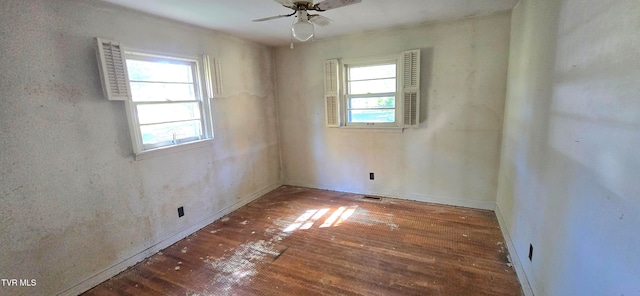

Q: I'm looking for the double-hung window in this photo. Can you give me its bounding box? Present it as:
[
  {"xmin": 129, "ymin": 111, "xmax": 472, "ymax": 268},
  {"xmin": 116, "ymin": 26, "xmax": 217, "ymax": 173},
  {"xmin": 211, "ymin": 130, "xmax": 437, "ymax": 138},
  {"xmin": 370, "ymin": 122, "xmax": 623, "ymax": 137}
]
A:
[
  {"xmin": 95, "ymin": 38, "xmax": 216, "ymax": 159},
  {"xmin": 125, "ymin": 53, "xmax": 208, "ymax": 150},
  {"xmin": 345, "ymin": 59, "xmax": 398, "ymax": 126}
]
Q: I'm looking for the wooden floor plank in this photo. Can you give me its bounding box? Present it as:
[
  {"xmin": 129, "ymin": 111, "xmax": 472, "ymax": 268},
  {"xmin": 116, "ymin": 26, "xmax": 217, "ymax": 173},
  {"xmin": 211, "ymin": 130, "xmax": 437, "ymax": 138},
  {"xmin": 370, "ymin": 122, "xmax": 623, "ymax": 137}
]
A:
[{"xmin": 84, "ymin": 186, "xmax": 522, "ymax": 295}]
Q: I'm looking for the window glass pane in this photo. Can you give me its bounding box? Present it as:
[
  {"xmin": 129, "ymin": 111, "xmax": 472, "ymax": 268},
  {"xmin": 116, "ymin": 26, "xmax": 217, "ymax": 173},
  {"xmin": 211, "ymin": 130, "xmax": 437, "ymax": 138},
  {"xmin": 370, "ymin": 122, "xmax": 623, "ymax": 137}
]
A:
[
  {"xmin": 126, "ymin": 59, "xmax": 193, "ymax": 83},
  {"xmin": 137, "ymin": 102, "xmax": 201, "ymax": 125},
  {"xmin": 349, "ymin": 78, "xmax": 396, "ymax": 94},
  {"xmin": 349, "ymin": 109, "xmax": 395, "ymax": 123},
  {"xmin": 130, "ymin": 82, "xmax": 195, "ymax": 102},
  {"xmin": 349, "ymin": 64, "xmax": 396, "ymax": 81},
  {"xmin": 349, "ymin": 96, "xmax": 395, "ymax": 109},
  {"xmin": 140, "ymin": 120, "xmax": 202, "ymax": 145}
]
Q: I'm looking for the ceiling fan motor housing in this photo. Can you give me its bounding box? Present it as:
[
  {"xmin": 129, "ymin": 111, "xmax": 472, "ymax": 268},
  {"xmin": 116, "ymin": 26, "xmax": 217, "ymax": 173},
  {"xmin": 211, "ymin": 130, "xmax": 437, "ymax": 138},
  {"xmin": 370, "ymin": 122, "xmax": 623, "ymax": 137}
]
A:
[{"xmin": 294, "ymin": 1, "xmax": 315, "ymax": 10}]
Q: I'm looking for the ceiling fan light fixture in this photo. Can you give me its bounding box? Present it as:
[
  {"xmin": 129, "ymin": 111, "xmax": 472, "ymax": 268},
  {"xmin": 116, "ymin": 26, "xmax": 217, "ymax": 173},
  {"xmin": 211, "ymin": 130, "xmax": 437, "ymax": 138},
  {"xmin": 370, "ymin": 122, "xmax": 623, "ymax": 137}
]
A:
[
  {"xmin": 292, "ymin": 11, "xmax": 314, "ymax": 42},
  {"xmin": 255, "ymin": 0, "xmax": 363, "ymax": 45}
]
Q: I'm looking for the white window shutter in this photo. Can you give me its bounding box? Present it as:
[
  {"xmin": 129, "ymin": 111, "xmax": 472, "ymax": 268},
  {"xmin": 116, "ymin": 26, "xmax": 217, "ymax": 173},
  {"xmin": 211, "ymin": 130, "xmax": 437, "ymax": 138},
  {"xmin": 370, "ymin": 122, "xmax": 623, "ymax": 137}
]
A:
[
  {"xmin": 401, "ymin": 49, "xmax": 420, "ymax": 127},
  {"xmin": 203, "ymin": 55, "xmax": 223, "ymax": 98},
  {"xmin": 95, "ymin": 38, "xmax": 131, "ymax": 101},
  {"xmin": 324, "ymin": 59, "xmax": 340, "ymax": 127}
]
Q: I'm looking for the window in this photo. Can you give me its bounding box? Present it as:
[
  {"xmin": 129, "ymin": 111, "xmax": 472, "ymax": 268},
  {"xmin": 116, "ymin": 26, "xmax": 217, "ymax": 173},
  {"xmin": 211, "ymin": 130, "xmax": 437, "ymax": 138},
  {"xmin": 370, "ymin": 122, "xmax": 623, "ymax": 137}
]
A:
[
  {"xmin": 125, "ymin": 53, "xmax": 209, "ymax": 150},
  {"xmin": 324, "ymin": 50, "xmax": 421, "ymax": 129},
  {"xmin": 345, "ymin": 60, "xmax": 398, "ymax": 126},
  {"xmin": 95, "ymin": 38, "xmax": 216, "ymax": 159}
]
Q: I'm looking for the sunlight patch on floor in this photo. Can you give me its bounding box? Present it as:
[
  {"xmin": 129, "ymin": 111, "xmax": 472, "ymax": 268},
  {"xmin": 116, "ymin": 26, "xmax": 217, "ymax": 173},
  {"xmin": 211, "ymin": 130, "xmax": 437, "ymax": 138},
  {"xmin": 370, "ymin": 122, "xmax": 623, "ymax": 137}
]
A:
[{"xmin": 284, "ymin": 206, "xmax": 358, "ymax": 232}]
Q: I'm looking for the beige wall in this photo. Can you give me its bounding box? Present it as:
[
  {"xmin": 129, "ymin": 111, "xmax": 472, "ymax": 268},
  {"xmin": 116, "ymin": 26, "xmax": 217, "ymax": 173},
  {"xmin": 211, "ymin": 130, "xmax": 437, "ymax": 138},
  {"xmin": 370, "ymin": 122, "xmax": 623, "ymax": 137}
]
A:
[
  {"xmin": 497, "ymin": 0, "xmax": 640, "ymax": 295},
  {"xmin": 275, "ymin": 12, "xmax": 512, "ymax": 209},
  {"xmin": 4, "ymin": 0, "xmax": 637, "ymax": 294},
  {"xmin": 0, "ymin": 0, "xmax": 281, "ymax": 295}
]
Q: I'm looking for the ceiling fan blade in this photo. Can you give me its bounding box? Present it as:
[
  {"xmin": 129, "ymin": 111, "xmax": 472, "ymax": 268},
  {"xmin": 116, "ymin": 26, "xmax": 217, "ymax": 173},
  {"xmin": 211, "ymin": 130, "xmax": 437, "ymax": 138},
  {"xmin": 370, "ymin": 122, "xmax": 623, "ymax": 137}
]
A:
[
  {"xmin": 314, "ymin": 0, "xmax": 362, "ymax": 11},
  {"xmin": 252, "ymin": 14, "xmax": 292, "ymax": 22},
  {"xmin": 309, "ymin": 15, "xmax": 332, "ymax": 26}
]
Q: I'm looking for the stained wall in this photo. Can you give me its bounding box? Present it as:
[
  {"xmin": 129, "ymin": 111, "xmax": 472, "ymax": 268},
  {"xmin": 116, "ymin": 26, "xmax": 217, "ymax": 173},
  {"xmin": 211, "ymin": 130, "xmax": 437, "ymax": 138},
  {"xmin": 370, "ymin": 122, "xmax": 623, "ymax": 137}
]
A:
[
  {"xmin": 275, "ymin": 12, "xmax": 512, "ymax": 209},
  {"xmin": 0, "ymin": 0, "xmax": 281, "ymax": 294}
]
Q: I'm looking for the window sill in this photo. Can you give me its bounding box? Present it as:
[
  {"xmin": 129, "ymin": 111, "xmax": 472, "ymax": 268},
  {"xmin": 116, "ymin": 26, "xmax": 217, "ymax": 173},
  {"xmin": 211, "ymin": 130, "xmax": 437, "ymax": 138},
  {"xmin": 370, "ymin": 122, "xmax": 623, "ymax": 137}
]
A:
[
  {"xmin": 134, "ymin": 139, "xmax": 213, "ymax": 161},
  {"xmin": 338, "ymin": 126, "xmax": 405, "ymax": 133}
]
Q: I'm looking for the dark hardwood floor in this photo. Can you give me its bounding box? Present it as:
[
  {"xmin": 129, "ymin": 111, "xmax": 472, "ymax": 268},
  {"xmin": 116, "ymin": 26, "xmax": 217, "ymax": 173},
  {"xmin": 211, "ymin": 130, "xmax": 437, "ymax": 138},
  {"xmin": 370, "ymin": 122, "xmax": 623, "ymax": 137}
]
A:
[{"xmin": 84, "ymin": 186, "xmax": 522, "ymax": 295}]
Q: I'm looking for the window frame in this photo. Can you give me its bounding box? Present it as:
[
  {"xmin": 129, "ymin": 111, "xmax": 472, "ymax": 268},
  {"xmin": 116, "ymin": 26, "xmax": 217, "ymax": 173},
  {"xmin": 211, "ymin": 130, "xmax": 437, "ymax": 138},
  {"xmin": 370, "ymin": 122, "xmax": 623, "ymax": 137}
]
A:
[
  {"xmin": 324, "ymin": 50, "xmax": 420, "ymax": 130},
  {"xmin": 341, "ymin": 54, "xmax": 402, "ymax": 129},
  {"xmin": 123, "ymin": 50, "xmax": 214, "ymax": 159}
]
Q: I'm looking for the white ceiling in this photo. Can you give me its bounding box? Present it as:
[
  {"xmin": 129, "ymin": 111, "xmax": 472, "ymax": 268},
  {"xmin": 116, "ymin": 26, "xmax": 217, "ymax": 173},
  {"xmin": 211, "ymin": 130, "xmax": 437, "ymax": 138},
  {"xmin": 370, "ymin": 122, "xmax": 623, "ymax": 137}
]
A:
[{"xmin": 101, "ymin": 0, "xmax": 518, "ymax": 47}]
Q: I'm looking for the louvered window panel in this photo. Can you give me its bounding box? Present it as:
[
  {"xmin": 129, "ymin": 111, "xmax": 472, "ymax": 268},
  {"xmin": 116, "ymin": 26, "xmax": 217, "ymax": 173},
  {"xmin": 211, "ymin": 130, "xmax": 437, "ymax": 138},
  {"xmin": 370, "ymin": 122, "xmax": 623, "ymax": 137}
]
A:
[
  {"xmin": 212, "ymin": 58, "xmax": 223, "ymax": 97},
  {"xmin": 402, "ymin": 49, "xmax": 420, "ymax": 128},
  {"xmin": 403, "ymin": 51, "xmax": 419, "ymax": 88},
  {"xmin": 324, "ymin": 59, "xmax": 340, "ymax": 127},
  {"xmin": 204, "ymin": 55, "xmax": 223, "ymax": 98},
  {"xmin": 95, "ymin": 38, "xmax": 131, "ymax": 101},
  {"xmin": 403, "ymin": 92, "xmax": 418, "ymax": 126},
  {"xmin": 326, "ymin": 95, "xmax": 339, "ymax": 126},
  {"xmin": 325, "ymin": 60, "xmax": 338, "ymax": 93}
]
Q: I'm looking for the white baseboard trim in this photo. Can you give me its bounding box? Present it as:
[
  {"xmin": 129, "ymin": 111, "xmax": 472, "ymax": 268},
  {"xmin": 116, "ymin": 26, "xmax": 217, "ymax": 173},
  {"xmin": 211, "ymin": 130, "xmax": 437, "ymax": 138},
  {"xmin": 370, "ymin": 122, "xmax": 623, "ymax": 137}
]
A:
[
  {"xmin": 285, "ymin": 182, "xmax": 496, "ymax": 210},
  {"xmin": 495, "ymin": 204, "xmax": 534, "ymax": 296},
  {"xmin": 58, "ymin": 182, "xmax": 282, "ymax": 296}
]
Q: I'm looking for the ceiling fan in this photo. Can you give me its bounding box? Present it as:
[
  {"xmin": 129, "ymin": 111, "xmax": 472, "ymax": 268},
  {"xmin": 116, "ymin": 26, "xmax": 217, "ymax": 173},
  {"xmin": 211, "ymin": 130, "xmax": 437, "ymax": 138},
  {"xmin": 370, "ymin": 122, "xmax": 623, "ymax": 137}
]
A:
[{"xmin": 253, "ymin": 0, "xmax": 363, "ymax": 44}]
